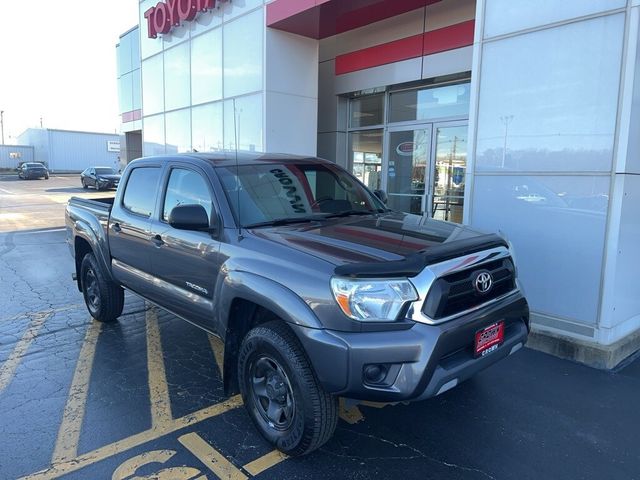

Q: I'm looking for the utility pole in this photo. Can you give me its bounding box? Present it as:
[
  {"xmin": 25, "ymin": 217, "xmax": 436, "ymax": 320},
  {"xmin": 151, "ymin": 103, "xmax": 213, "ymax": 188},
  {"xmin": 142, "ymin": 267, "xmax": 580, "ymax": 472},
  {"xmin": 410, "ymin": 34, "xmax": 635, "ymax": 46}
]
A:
[
  {"xmin": 40, "ymin": 117, "xmax": 43, "ymax": 128},
  {"xmin": 1, "ymin": 110, "xmax": 5, "ymax": 145},
  {"xmin": 500, "ymin": 115, "xmax": 514, "ymax": 168}
]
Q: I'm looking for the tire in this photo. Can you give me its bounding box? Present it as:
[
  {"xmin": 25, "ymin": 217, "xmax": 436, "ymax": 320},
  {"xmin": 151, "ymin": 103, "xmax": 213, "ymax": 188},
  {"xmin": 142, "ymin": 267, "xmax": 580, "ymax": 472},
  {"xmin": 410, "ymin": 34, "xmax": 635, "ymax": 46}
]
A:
[
  {"xmin": 45, "ymin": 174, "xmax": 49, "ymax": 180},
  {"xmin": 82, "ymin": 179, "xmax": 88, "ymax": 189},
  {"xmin": 80, "ymin": 252, "xmax": 124, "ymax": 322},
  {"xmin": 238, "ymin": 321, "xmax": 338, "ymax": 456}
]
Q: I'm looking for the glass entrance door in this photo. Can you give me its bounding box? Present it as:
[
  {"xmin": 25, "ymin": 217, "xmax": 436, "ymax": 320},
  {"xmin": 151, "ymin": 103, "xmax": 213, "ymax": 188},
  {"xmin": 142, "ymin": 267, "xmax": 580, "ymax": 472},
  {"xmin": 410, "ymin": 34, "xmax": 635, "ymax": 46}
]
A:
[
  {"xmin": 431, "ymin": 123, "xmax": 467, "ymax": 223},
  {"xmin": 383, "ymin": 122, "xmax": 467, "ymax": 220},
  {"xmin": 385, "ymin": 126, "xmax": 431, "ymax": 214}
]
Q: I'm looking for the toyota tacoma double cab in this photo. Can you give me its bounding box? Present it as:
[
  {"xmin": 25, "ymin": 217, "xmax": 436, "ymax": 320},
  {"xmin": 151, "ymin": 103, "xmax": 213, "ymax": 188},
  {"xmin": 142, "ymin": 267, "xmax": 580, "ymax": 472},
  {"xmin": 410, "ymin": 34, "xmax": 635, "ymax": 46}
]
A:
[{"xmin": 66, "ymin": 152, "xmax": 529, "ymax": 455}]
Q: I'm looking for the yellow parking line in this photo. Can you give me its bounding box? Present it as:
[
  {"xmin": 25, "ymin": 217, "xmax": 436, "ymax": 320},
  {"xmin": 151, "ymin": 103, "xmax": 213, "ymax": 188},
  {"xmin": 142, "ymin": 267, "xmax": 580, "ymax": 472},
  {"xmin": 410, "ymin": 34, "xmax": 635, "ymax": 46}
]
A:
[
  {"xmin": 0, "ymin": 304, "xmax": 83, "ymax": 324},
  {"xmin": 179, "ymin": 432, "xmax": 248, "ymax": 480},
  {"xmin": 208, "ymin": 335, "xmax": 225, "ymax": 377},
  {"xmin": 0, "ymin": 312, "xmax": 50, "ymax": 394},
  {"xmin": 52, "ymin": 320, "xmax": 102, "ymax": 464},
  {"xmin": 146, "ymin": 308, "xmax": 173, "ymax": 429},
  {"xmin": 243, "ymin": 450, "xmax": 288, "ymax": 476},
  {"xmin": 22, "ymin": 395, "xmax": 243, "ymax": 480}
]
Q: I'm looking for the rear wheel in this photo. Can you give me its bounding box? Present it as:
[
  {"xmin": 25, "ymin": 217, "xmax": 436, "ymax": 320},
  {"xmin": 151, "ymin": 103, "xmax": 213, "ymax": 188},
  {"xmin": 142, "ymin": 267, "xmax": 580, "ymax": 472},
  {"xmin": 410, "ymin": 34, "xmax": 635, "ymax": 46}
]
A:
[
  {"xmin": 238, "ymin": 321, "xmax": 338, "ymax": 456},
  {"xmin": 80, "ymin": 252, "xmax": 124, "ymax": 322}
]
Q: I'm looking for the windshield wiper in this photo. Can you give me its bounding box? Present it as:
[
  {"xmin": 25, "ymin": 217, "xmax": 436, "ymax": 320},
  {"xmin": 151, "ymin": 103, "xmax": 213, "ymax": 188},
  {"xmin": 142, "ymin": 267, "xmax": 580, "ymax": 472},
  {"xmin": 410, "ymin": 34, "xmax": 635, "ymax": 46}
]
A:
[
  {"xmin": 322, "ymin": 209, "xmax": 384, "ymax": 219},
  {"xmin": 243, "ymin": 216, "xmax": 321, "ymax": 228}
]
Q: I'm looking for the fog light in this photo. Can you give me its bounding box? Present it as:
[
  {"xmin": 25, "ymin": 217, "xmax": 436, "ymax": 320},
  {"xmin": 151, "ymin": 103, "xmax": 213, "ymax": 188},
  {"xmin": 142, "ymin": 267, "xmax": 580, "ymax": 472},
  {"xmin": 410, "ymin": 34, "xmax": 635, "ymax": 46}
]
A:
[{"xmin": 363, "ymin": 364, "xmax": 388, "ymax": 384}]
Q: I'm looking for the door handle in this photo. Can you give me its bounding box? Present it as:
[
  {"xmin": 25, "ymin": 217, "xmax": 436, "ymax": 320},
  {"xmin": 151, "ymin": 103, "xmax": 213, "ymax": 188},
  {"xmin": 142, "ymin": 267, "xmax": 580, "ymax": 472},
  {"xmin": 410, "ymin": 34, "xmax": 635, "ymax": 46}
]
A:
[
  {"xmin": 111, "ymin": 223, "xmax": 121, "ymax": 233},
  {"xmin": 151, "ymin": 234, "xmax": 164, "ymax": 247}
]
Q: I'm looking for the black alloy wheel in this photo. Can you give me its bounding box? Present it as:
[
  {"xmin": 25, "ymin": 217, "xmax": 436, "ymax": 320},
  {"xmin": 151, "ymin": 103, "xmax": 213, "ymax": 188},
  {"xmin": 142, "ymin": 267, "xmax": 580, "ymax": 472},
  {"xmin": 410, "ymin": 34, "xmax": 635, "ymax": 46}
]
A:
[
  {"xmin": 250, "ymin": 355, "xmax": 295, "ymax": 431},
  {"xmin": 238, "ymin": 321, "xmax": 338, "ymax": 456},
  {"xmin": 80, "ymin": 253, "xmax": 124, "ymax": 322}
]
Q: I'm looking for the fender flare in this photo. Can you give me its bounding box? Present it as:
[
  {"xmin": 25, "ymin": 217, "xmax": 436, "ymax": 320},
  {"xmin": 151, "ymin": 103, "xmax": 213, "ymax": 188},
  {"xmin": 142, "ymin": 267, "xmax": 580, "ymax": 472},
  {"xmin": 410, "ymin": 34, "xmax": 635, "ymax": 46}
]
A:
[
  {"xmin": 73, "ymin": 218, "xmax": 115, "ymax": 284},
  {"xmin": 217, "ymin": 270, "xmax": 323, "ymax": 330}
]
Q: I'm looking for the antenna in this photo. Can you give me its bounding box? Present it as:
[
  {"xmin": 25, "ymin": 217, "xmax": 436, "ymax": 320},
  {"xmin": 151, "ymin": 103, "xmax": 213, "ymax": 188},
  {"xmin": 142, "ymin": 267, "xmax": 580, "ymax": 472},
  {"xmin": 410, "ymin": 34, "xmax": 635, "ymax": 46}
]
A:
[{"xmin": 233, "ymin": 98, "xmax": 242, "ymax": 239}]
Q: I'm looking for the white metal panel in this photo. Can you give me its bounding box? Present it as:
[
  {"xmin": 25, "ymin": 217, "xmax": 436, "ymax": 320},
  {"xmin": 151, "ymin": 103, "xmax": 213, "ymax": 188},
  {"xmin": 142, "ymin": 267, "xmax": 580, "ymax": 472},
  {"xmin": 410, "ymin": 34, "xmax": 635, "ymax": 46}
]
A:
[
  {"xmin": 266, "ymin": 29, "xmax": 318, "ymax": 99},
  {"xmin": 334, "ymin": 57, "xmax": 423, "ymax": 95},
  {"xmin": 484, "ymin": 0, "xmax": 626, "ymax": 39},
  {"xmin": 265, "ymin": 91, "xmax": 317, "ymax": 156},
  {"xmin": 598, "ymin": 174, "xmax": 640, "ymax": 344},
  {"xmin": 471, "ymin": 174, "xmax": 609, "ymax": 326},
  {"xmin": 425, "ymin": 0, "xmax": 475, "ymax": 32},
  {"xmin": 319, "ymin": 8, "xmax": 425, "ymax": 63},
  {"xmin": 623, "ymin": 6, "xmax": 640, "ymax": 174},
  {"xmin": 422, "ymin": 45, "xmax": 473, "ymax": 79},
  {"xmin": 48, "ymin": 131, "xmax": 120, "ymax": 172}
]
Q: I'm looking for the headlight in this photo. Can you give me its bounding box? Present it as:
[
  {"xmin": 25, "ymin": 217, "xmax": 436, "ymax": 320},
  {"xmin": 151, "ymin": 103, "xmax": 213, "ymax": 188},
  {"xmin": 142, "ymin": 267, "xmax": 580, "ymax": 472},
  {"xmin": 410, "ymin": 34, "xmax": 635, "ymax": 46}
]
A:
[{"xmin": 331, "ymin": 277, "xmax": 418, "ymax": 322}]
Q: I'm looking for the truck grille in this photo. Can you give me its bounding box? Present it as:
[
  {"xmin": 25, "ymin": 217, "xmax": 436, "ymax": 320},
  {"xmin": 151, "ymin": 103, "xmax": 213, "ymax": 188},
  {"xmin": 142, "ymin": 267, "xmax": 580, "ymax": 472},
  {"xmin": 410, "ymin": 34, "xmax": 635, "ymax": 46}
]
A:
[{"xmin": 422, "ymin": 257, "xmax": 516, "ymax": 320}]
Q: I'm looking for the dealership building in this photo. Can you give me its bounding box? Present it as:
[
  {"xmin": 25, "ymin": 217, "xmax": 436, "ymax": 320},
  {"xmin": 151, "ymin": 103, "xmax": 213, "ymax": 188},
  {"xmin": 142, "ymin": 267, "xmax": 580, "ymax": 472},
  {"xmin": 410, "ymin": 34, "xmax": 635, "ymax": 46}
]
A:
[{"xmin": 116, "ymin": 0, "xmax": 640, "ymax": 368}]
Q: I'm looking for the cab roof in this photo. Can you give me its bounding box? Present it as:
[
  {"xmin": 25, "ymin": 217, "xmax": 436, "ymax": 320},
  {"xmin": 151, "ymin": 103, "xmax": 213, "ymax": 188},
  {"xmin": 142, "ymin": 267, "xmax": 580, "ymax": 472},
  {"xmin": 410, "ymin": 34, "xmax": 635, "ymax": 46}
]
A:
[{"xmin": 133, "ymin": 151, "xmax": 331, "ymax": 167}]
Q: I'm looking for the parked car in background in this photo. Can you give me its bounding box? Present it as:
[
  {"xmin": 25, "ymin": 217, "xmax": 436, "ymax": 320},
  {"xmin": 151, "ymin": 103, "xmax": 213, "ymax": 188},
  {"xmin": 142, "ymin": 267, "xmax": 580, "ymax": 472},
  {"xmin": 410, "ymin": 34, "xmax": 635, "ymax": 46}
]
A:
[
  {"xmin": 18, "ymin": 163, "xmax": 49, "ymax": 180},
  {"xmin": 80, "ymin": 167, "xmax": 121, "ymax": 190}
]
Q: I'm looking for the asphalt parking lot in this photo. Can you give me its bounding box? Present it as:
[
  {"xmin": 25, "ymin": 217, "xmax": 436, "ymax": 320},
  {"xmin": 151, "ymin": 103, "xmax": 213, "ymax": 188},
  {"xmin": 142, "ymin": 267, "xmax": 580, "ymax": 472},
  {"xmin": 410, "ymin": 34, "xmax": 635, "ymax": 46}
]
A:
[{"xmin": 1, "ymin": 175, "xmax": 639, "ymax": 479}]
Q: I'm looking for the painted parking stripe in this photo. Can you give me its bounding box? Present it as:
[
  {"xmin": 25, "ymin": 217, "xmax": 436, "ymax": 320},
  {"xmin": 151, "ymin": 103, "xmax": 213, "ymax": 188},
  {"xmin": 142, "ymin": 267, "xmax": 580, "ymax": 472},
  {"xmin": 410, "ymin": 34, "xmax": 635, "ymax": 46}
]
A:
[
  {"xmin": 21, "ymin": 395, "xmax": 244, "ymax": 480},
  {"xmin": 146, "ymin": 308, "xmax": 173, "ymax": 429},
  {"xmin": 243, "ymin": 450, "xmax": 288, "ymax": 476},
  {"xmin": 179, "ymin": 432, "xmax": 248, "ymax": 480},
  {"xmin": 52, "ymin": 320, "xmax": 102, "ymax": 463},
  {"xmin": 0, "ymin": 312, "xmax": 51, "ymax": 394}
]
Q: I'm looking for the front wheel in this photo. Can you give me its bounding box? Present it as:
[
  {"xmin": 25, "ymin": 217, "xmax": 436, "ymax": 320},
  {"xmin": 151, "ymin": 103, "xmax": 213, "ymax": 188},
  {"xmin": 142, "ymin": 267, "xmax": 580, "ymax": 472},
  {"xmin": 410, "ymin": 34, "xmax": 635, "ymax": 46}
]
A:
[
  {"xmin": 80, "ymin": 252, "xmax": 124, "ymax": 322},
  {"xmin": 238, "ymin": 321, "xmax": 338, "ymax": 456}
]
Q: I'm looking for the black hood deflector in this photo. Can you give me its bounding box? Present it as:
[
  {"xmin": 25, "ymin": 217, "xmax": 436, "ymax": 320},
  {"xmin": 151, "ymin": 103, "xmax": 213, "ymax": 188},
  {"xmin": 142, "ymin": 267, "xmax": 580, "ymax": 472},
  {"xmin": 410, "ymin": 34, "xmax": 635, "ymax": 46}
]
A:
[{"xmin": 333, "ymin": 234, "xmax": 508, "ymax": 278}]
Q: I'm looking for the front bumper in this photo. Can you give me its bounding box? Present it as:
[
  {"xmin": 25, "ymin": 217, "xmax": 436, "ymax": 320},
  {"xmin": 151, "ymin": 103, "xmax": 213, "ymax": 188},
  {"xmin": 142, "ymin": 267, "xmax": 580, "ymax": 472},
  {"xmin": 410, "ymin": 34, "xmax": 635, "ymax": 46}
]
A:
[{"xmin": 290, "ymin": 292, "xmax": 529, "ymax": 402}]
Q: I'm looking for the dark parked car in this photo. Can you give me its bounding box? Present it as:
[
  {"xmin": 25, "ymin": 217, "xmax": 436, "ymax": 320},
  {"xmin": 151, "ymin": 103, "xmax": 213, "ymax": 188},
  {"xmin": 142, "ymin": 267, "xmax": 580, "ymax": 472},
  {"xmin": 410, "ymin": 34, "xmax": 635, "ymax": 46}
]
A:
[
  {"xmin": 80, "ymin": 167, "xmax": 121, "ymax": 190},
  {"xmin": 18, "ymin": 162, "xmax": 49, "ymax": 180}
]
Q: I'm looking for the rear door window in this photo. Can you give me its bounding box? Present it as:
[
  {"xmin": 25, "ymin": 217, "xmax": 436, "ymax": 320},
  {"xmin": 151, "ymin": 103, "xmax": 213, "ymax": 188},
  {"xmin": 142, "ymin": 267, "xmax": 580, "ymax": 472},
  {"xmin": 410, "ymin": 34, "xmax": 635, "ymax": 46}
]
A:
[
  {"xmin": 122, "ymin": 167, "xmax": 161, "ymax": 217},
  {"xmin": 162, "ymin": 168, "xmax": 213, "ymax": 222}
]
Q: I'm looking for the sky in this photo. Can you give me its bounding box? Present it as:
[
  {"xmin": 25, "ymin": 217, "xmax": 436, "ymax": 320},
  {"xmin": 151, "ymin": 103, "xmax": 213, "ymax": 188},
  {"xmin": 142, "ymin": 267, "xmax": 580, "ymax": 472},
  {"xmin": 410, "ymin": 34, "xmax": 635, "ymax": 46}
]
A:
[{"xmin": 0, "ymin": 0, "xmax": 139, "ymax": 144}]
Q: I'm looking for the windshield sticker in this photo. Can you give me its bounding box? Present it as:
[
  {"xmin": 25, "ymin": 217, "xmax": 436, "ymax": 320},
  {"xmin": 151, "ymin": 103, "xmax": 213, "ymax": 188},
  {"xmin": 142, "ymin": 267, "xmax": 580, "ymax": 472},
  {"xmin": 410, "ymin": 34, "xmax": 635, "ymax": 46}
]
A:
[{"xmin": 270, "ymin": 168, "xmax": 307, "ymax": 213}]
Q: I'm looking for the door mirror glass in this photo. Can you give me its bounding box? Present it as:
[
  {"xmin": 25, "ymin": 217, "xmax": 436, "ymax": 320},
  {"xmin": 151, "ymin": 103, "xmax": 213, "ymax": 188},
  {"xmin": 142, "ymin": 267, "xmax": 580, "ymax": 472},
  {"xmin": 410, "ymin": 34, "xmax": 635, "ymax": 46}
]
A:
[{"xmin": 169, "ymin": 204, "xmax": 211, "ymax": 231}]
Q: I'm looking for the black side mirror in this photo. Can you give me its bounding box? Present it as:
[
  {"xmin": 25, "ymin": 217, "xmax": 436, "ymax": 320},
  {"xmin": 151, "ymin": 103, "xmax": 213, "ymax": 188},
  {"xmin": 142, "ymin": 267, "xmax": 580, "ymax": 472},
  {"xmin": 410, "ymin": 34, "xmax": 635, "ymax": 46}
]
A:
[
  {"xmin": 169, "ymin": 204, "xmax": 213, "ymax": 232},
  {"xmin": 373, "ymin": 189, "xmax": 388, "ymax": 204}
]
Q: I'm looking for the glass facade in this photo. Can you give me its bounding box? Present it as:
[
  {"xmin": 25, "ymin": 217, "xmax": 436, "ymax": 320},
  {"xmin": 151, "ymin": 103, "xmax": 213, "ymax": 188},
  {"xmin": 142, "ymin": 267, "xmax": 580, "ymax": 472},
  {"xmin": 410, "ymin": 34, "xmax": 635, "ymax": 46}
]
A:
[{"xmin": 140, "ymin": 1, "xmax": 265, "ymax": 156}]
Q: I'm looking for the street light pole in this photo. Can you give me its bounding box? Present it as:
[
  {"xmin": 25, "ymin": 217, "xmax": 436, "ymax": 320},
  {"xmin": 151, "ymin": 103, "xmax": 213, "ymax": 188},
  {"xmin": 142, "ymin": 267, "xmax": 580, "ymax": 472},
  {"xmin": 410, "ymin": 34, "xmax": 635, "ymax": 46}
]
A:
[
  {"xmin": 500, "ymin": 115, "xmax": 514, "ymax": 168},
  {"xmin": 1, "ymin": 110, "xmax": 5, "ymax": 145}
]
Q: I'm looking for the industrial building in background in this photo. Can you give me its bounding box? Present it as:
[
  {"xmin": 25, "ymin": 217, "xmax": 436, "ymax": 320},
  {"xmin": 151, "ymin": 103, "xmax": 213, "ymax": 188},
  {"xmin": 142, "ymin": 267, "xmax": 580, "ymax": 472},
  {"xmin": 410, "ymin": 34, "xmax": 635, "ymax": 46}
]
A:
[
  {"xmin": 4, "ymin": 128, "xmax": 122, "ymax": 173},
  {"xmin": 115, "ymin": 0, "xmax": 640, "ymax": 369}
]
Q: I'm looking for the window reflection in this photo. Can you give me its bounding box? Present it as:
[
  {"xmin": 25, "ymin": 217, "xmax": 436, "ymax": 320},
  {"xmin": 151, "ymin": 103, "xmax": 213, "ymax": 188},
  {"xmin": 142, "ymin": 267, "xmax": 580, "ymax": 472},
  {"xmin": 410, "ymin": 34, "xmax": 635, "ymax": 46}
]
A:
[
  {"xmin": 223, "ymin": 10, "xmax": 263, "ymax": 97},
  {"xmin": 165, "ymin": 109, "xmax": 191, "ymax": 153},
  {"xmin": 476, "ymin": 14, "xmax": 624, "ymax": 173},
  {"xmin": 433, "ymin": 126, "xmax": 467, "ymax": 223},
  {"xmin": 192, "ymin": 102, "xmax": 223, "ymax": 152},
  {"xmin": 350, "ymin": 94, "xmax": 384, "ymax": 128},
  {"xmin": 142, "ymin": 54, "xmax": 164, "ymax": 116},
  {"xmin": 143, "ymin": 114, "xmax": 165, "ymax": 156},
  {"xmin": 389, "ymin": 83, "xmax": 470, "ymax": 123},
  {"xmin": 223, "ymin": 94, "xmax": 263, "ymax": 151},
  {"xmin": 192, "ymin": 28, "xmax": 223, "ymax": 105},
  {"xmin": 164, "ymin": 43, "xmax": 190, "ymax": 111},
  {"xmin": 350, "ymin": 130, "xmax": 382, "ymax": 191}
]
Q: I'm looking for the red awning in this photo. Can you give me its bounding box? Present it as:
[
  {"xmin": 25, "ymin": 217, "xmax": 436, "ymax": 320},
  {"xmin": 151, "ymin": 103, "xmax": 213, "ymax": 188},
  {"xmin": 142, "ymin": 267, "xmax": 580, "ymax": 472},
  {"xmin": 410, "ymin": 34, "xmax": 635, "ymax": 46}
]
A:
[{"xmin": 267, "ymin": 0, "xmax": 442, "ymax": 40}]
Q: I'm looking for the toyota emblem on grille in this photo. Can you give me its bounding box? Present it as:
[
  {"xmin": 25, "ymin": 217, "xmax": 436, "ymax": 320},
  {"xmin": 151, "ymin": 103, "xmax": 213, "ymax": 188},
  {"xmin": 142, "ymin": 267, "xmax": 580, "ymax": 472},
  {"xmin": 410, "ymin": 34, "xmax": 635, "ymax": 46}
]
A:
[{"xmin": 474, "ymin": 271, "xmax": 493, "ymax": 294}]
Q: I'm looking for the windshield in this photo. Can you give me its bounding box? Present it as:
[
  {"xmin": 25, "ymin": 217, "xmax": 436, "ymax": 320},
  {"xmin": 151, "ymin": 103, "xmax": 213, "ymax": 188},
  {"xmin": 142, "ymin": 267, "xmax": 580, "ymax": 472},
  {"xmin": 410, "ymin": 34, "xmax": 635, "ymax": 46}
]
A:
[
  {"xmin": 217, "ymin": 162, "xmax": 385, "ymax": 227},
  {"xmin": 95, "ymin": 167, "xmax": 117, "ymax": 175}
]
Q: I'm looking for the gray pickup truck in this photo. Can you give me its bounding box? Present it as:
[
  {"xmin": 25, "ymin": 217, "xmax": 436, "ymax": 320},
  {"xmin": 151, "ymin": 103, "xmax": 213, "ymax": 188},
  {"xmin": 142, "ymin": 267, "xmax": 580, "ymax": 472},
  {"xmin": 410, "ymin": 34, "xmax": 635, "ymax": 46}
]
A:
[{"xmin": 66, "ymin": 152, "xmax": 529, "ymax": 455}]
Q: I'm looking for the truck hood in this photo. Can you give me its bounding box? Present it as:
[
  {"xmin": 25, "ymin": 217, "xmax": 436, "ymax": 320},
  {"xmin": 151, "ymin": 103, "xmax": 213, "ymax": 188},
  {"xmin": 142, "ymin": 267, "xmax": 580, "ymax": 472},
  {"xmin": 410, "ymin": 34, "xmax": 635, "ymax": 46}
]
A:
[{"xmin": 248, "ymin": 212, "xmax": 489, "ymax": 267}]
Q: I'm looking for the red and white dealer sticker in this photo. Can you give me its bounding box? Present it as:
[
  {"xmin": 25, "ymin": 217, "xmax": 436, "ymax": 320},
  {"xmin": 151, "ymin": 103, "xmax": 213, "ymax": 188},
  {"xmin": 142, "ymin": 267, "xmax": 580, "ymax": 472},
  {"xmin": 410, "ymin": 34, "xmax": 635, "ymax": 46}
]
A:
[{"xmin": 474, "ymin": 321, "xmax": 505, "ymax": 357}]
